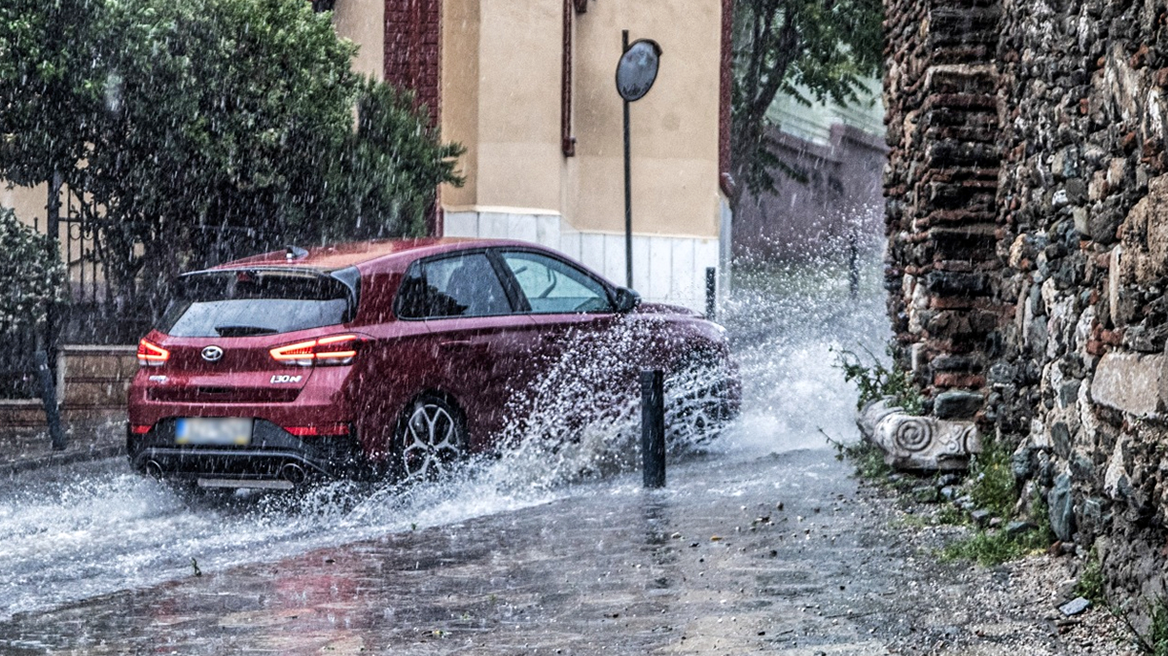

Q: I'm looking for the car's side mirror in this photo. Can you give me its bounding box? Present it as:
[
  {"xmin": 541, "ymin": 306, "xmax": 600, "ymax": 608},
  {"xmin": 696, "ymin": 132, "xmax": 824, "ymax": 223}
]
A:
[{"xmin": 613, "ymin": 287, "xmax": 641, "ymax": 313}]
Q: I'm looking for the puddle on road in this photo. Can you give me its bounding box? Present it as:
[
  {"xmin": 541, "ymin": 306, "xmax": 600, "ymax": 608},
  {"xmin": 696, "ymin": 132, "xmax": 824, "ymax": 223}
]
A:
[{"xmin": 0, "ymin": 251, "xmax": 889, "ymax": 621}]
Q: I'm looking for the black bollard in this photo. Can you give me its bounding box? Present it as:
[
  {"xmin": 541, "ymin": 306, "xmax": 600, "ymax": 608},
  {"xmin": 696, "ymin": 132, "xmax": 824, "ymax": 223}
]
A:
[
  {"xmin": 35, "ymin": 350, "xmax": 66, "ymax": 451},
  {"xmin": 705, "ymin": 267, "xmax": 716, "ymax": 320},
  {"xmin": 641, "ymin": 369, "xmax": 665, "ymax": 488}
]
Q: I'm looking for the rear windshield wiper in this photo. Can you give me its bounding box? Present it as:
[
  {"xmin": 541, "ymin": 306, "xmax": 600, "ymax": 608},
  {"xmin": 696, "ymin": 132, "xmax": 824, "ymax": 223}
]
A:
[{"xmin": 215, "ymin": 325, "xmax": 279, "ymax": 337}]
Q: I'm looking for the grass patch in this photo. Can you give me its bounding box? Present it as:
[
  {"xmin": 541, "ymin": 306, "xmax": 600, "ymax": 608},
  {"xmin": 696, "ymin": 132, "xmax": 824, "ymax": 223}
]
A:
[
  {"xmin": 1076, "ymin": 546, "xmax": 1105, "ymax": 604},
  {"xmin": 935, "ymin": 502, "xmax": 967, "ymax": 526},
  {"xmin": 968, "ymin": 434, "xmax": 1016, "ymax": 518},
  {"xmin": 939, "ymin": 437, "xmax": 1059, "ymax": 566},
  {"xmin": 941, "ymin": 525, "xmax": 1052, "ymax": 567},
  {"xmin": 822, "ymin": 432, "xmax": 892, "ymax": 482}
]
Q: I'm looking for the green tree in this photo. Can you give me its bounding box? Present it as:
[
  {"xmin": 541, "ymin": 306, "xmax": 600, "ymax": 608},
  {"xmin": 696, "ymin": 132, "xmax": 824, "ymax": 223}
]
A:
[
  {"xmin": 1, "ymin": 0, "xmax": 463, "ymax": 327},
  {"xmin": 730, "ymin": 0, "xmax": 883, "ymax": 214},
  {"xmin": 0, "ymin": 0, "xmax": 107, "ymax": 188},
  {"xmin": 85, "ymin": 0, "xmax": 361, "ymax": 313},
  {"xmin": 322, "ymin": 77, "xmax": 465, "ymax": 241}
]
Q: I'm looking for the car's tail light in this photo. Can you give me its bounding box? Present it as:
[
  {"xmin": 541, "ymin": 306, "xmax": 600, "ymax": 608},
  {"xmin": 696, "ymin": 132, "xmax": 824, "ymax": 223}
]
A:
[
  {"xmin": 129, "ymin": 424, "xmax": 151, "ymax": 435},
  {"xmin": 270, "ymin": 335, "xmax": 359, "ymax": 366},
  {"xmin": 137, "ymin": 339, "xmax": 170, "ymax": 366},
  {"xmin": 284, "ymin": 423, "xmax": 351, "ymax": 437}
]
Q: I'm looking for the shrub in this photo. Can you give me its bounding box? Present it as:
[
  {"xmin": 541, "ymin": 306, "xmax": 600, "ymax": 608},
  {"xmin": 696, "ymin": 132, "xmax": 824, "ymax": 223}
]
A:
[
  {"xmin": 968, "ymin": 434, "xmax": 1017, "ymax": 518},
  {"xmin": 834, "ymin": 345, "xmax": 923, "ymax": 414},
  {"xmin": 0, "ymin": 207, "xmax": 63, "ymax": 336}
]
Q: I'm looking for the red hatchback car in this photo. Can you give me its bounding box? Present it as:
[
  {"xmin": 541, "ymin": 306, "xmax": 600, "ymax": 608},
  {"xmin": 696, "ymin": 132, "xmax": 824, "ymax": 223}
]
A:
[{"xmin": 127, "ymin": 239, "xmax": 738, "ymax": 489}]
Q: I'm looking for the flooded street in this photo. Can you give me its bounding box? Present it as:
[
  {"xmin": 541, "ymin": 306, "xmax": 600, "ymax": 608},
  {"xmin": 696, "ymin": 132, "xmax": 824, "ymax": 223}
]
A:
[
  {"xmin": 2, "ymin": 450, "xmax": 896, "ymax": 655},
  {"xmin": 0, "ymin": 255, "xmax": 914, "ymax": 652}
]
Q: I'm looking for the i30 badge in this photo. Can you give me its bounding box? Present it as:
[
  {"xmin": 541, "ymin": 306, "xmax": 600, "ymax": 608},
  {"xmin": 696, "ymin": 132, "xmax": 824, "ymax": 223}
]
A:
[{"xmin": 201, "ymin": 345, "xmax": 224, "ymax": 362}]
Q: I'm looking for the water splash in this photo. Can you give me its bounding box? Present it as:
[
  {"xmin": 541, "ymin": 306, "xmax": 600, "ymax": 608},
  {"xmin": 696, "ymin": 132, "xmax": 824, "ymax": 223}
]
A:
[{"xmin": 0, "ymin": 247, "xmax": 889, "ymax": 621}]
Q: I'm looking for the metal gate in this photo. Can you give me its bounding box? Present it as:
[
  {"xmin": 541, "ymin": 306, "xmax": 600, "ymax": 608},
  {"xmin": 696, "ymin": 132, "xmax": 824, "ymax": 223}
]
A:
[
  {"xmin": 58, "ymin": 187, "xmax": 152, "ymax": 345},
  {"xmin": 0, "ymin": 185, "xmax": 152, "ymax": 400}
]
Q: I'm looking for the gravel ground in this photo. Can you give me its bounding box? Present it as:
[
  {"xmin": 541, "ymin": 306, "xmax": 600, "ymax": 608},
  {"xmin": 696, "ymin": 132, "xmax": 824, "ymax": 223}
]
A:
[{"xmin": 853, "ymin": 480, "xmax": 1140, "ymax": 655}]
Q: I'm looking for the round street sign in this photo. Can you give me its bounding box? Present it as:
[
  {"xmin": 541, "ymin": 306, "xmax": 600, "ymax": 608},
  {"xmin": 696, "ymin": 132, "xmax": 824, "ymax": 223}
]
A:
[{"xmin": 615, "ymin": 39, "xmax": 662, "ymax": 102}]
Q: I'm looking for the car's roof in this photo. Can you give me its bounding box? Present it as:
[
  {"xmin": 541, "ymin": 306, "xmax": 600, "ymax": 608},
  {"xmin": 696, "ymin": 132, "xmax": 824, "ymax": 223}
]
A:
[{"xmin": 210, "ymin": 238, "xmax": 548, "ymax": 272}]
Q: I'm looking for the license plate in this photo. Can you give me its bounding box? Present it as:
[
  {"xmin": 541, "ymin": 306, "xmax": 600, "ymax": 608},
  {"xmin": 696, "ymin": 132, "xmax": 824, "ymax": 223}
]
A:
[{"xmin": 175, "ymin": 418, "xmax": 253, "ymax": 446}]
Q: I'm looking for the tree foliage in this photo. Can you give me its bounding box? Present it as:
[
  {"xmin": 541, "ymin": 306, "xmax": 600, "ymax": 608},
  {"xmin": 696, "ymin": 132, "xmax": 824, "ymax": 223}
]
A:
[
  {"xmin": 730, "ymin": 0, "xmax": 883, "ymax": 210},
  {"xmin": 0, "ymin": 0, "xmax": 463, "ymax": 320},
  {"xmin": 0, "ymin": 0, "xmax": 108, "ymax": 188},
  {"xmin": 0, "ymin": 208, "xmax": 64, "ymax": 334},
  {"xmin": 326, "ymin": 77, "xmax": 464, "ymax": 241}
]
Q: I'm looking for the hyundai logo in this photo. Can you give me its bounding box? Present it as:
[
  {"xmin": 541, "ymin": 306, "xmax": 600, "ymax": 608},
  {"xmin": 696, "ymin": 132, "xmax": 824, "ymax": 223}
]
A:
[{"xmin": 201, "ymin": 345, "xmax": 224, "ymax": 362}]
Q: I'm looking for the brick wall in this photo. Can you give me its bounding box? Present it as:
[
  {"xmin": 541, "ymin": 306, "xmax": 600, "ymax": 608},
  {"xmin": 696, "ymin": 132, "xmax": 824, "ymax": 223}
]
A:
[
  {"xmin": 883, "ymin": 0, "xmax": 1004, "ymax": 419},
  {"xmin": 384, "ymin": 0, "xmax": 442, "ymax": 127},
  {"xmin": 885, "ymin": 0, "xmax": 1168, "ymax": 618}
]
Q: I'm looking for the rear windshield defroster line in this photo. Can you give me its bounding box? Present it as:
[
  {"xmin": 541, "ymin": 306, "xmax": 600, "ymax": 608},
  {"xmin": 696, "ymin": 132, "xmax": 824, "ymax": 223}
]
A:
[{"xmin": 156, "ymin": 267, "xmax": 360, "ymax": 338}]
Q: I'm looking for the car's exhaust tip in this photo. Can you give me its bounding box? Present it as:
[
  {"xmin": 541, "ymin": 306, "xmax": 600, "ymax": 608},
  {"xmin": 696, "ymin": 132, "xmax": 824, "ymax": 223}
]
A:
[
  {"xmin": 280, "ymin": 463, "xmax": 307, "ymax": 486},
  {"xmin": 144, "ymin": 460, "xmax": 164, "ymax": 480}
]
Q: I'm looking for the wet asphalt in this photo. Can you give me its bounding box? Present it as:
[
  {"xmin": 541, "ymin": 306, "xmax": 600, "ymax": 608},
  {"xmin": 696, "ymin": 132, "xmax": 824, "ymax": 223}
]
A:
[
  {"xmin": 0, "ymin": 441, "xmax": 1106, "ymax": 655},
  {"xmin": 0, "ymin": 447, "xmax": 912, "ymax": 655}
]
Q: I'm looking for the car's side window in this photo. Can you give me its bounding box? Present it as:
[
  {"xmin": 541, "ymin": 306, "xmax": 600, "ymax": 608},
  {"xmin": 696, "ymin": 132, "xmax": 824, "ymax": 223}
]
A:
[
  {"xmin": 500, "ymin": 251, "xmax": 613, "ymax": 314},
  {"xmin": 396, "ymin": 253, "xmax": 512, "ymax": 319}
]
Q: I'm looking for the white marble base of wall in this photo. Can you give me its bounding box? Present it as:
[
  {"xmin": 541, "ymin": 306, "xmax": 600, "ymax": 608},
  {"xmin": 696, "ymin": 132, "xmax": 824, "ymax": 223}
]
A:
[{"xmin": 443, "ymin": 209, "xmax": 720, "ymax": 314}]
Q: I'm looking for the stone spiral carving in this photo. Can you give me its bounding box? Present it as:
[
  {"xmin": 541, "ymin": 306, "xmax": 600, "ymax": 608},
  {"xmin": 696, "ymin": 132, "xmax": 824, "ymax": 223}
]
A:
[
  {"xmin": 893, "ymin": 417, "xmax": 933, "ymax": 453},
  {"xmin": 858, "ymin": 398, "xmax": 981, "ymax": 471}
]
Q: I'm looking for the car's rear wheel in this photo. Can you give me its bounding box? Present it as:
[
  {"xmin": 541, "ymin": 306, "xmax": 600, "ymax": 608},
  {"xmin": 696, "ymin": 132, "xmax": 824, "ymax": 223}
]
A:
[{"xmin": 395, "ymin": 394, "xmax": 467, "ymax": 481}]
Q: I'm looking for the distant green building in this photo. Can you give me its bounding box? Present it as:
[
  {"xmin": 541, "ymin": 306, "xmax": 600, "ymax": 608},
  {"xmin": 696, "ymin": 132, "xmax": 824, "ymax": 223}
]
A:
[{"xmin": 735, "ymin": 78, "xmax": 887, "ymax": 262}]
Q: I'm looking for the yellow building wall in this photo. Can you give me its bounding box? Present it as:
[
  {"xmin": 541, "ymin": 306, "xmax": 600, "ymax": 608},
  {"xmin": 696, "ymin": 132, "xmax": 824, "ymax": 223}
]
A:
[
  {"xmin": 332, "ymin": 0, "xmax": 385, "ymax": 80},
  {"xmin": 1, "ymin": 184, "xmax": 48, "ymax": 231},
  {"xmin": 439, "ymin": 0, "xmax": 722, "ymax": 240},
  {"xmin": 441, "ymin": 0, "xmax": 564, "ymax": 214},
  {"xmin": 570, "ymin": 0, "xmax": 722, "ymax": 239},
  {"xmin": 440, "ymin": 0, "xmax": 481, "ymax": 209}
]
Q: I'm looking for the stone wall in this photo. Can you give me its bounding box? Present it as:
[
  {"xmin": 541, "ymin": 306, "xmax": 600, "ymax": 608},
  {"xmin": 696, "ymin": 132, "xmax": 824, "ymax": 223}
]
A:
[
  {"xmin": 0, "ymin": 346, "xmax": 136, "ymax": 429},
  {"xmin": 995, "ymin": 0, "xmax": 1168, "ymax": 611},
  {"xmin": 884, "ymin": 0, "xmax": 1168, "ymax": 615},
  {"xmin": 883, "ymin": 0, "xmax": 1004, "ymax": 419}
]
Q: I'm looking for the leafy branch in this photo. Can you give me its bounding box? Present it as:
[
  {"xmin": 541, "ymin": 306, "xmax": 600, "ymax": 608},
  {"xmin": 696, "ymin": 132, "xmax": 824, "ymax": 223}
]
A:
[{"xmin": 832, "ymin": 345, "xmax": 923, "ymax": 415}]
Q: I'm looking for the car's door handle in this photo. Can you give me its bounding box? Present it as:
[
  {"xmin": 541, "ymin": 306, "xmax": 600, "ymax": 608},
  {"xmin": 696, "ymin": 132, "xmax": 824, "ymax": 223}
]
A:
[{"xmin": 440, "ymin": 340, "xmax": 487, "ymax": 351}]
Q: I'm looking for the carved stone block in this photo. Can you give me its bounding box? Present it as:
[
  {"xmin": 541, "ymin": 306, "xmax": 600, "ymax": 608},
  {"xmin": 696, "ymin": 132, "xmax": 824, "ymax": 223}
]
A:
[{"xmin": 857, "ymin": 398, "xmax": 982, "ymax": 471}]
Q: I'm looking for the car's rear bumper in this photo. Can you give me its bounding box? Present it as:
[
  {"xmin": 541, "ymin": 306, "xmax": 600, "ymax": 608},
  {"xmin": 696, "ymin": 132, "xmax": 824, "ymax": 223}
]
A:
[{"xmin": 126, "ymin": 418, "xmax": 372, "ymax": 484}]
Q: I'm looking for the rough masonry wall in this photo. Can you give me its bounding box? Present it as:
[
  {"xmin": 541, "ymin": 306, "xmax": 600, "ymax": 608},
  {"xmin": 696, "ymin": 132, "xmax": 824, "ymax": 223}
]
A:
[
  {"xmin": 996, "ymin": 0, "xmax": 1168, "ymax": 608},
  {"xmin": 883, "ymin": 0, "xmax": 1003, "ymax": 420},
  {"xmin": 886, "ymin": 0, "xmax": 1168, "ymax": 612}
]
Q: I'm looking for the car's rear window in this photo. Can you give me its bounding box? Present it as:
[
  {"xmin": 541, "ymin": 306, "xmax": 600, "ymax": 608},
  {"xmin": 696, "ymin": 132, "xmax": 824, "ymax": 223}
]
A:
[{"xmin": 158, "ymin": 268, "xmax": 358, "ymax": 337}]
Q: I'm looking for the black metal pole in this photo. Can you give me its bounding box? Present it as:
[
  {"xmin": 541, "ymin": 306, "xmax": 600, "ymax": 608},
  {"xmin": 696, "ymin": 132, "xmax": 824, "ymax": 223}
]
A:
[
  {"xmin": 847, "ymin": 229, "xmax": 859, "ymax": 299},
  {"xmin": 705, "ymin": 267, "xmax": 717, "ymax": 320},
  {"xmin": 44, "ymin": 171, "xmax": 66, "ymax": 451},
  {"xmin": 641, "ymin": 369, "xmax": 665, "ymax": 489},
  {"xmin": 36, "ymin": 350, "xmax": 65, "ymax": 451},
  {"xmin": 622, "ymin": 29, "xmax": 633, "ymax": 290},
  {"xmin": 48, "ymin": 171, "xmax": 61, "ymax": 248}
]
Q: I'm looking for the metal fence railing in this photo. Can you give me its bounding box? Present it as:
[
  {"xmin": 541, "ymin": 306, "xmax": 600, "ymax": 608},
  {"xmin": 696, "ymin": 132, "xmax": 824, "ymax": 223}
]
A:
[{"xmin": 0, "ymin": 327, "xmax": 40, "ymax": 400}]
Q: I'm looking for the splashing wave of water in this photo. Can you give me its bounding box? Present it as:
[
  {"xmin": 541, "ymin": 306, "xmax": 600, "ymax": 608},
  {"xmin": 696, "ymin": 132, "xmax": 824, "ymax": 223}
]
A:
[{"xmin": 0, "ymin": 249, "xmax": 888, "ymax": 620}]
